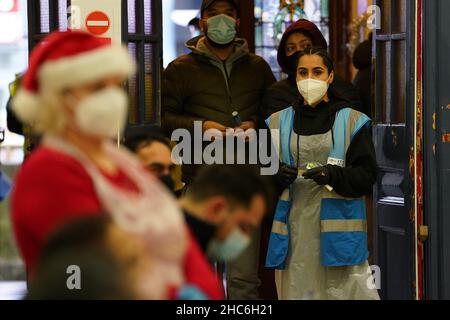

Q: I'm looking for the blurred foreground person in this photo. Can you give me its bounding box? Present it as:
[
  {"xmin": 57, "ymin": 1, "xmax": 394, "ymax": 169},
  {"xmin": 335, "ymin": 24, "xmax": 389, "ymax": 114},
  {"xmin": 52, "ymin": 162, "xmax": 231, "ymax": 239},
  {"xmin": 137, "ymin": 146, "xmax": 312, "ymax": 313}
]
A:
[
  {"xmin": 27, "ymin": 215, "xmax": 165, "ymax": 300},
  {"xmin": 180, "ymin": 165, "xmax": 269, "ymax": 260},
  {"xmin": 10, "ymin": 31, "xmax": 193, "ymax": 297}
]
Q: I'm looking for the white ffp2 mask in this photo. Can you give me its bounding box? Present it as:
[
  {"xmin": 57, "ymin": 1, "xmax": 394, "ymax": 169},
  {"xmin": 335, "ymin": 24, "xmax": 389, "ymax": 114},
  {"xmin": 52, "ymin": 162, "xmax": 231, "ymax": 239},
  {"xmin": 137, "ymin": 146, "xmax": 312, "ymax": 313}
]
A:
[
  {"xmin": 74, "ymin": 87, "xmax": 128, "ymax": 139},
  {"xmin": 297, "ymin": 78, "xmax": 330, "ymax": 106}
]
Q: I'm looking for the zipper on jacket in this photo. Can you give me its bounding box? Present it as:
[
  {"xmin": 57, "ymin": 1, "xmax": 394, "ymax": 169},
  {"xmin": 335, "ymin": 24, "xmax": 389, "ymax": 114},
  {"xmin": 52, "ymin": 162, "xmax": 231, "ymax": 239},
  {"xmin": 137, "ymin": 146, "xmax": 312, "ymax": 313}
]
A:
[{"xmin": 222, "ymin": 61, "xmax": 235, "ymax": 112}]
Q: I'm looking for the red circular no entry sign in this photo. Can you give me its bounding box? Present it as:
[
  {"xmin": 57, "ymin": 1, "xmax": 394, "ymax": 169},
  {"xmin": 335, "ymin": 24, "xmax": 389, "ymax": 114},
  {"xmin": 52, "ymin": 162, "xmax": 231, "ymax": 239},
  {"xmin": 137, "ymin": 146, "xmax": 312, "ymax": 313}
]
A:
[{"xmin": 85, "ymin": 11, "xmax": 110, "ymax": 36}]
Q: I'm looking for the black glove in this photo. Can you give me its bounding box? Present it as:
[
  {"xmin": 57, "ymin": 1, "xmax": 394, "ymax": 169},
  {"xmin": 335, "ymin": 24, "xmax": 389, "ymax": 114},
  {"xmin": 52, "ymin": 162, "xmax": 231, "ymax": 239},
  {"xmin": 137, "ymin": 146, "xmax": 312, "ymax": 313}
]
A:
[
  {"xmin": 302, "ymin": 166, "xmax": 331, "ymax": 186},
  {"xmin": 274, "ymin": 163, "xmax": 298, "ymax": 192}
]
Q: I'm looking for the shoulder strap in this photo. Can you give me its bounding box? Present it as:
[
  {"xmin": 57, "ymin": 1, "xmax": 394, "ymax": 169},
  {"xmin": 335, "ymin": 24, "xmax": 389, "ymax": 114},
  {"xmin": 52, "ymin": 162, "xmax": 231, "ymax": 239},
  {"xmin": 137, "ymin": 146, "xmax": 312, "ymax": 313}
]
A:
[
  {"xmin": 329, "ymin": 108, "xmax": 371, "ymax": 166},
  {"xmin": 266, "ymin": 107, "xmax": 295, "ymax": 165}
]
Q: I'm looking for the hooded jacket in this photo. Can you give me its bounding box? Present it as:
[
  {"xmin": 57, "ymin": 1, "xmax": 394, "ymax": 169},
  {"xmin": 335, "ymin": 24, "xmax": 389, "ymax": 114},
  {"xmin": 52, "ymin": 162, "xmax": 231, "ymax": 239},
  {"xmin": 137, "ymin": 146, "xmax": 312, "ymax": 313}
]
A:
[
  {"xmin": 162, "ymin": 36, "xmax": 276, "ymax": 183},
  {"xmin": 262, "ymin": 19, "xmax": 364, "ymax": 118},
  {"xmin": 277, "ymin": 19, "xmax": 328, "ymax": 75}
]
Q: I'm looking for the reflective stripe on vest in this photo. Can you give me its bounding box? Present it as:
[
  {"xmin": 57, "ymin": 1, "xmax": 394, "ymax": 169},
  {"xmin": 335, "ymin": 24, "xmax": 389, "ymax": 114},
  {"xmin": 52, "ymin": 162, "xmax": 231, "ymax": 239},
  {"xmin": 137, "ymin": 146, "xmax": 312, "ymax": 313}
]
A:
[
  {"xmin": 321, "ymin": 219, "xmax": 367, "ymax": 233},
  {"xmin": 266, "ymin": 109, "xmax": 295, "ymax": 166},
  {"xmin": 272, "ymin": 220, "xmax": 289, "ymax": 236}
]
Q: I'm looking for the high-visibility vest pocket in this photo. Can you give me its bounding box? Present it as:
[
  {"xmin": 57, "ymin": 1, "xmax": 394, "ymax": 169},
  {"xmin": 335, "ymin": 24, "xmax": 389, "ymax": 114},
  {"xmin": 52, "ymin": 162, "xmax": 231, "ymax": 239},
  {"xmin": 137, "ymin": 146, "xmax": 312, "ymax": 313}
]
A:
[
  {"xmin": 265, "ymin": 232, "xmax": 290, "ymax": 269},
  {"xmin": 265, "ymin": 198, "xmax": 291, "ymax": 269},
  {"xmin": 321, "ymin": 230, "xmax": 368, "ymax": 267},
  {"xmin": 320, "ymin": 198, "xmax": 369, "ymax": 267}
]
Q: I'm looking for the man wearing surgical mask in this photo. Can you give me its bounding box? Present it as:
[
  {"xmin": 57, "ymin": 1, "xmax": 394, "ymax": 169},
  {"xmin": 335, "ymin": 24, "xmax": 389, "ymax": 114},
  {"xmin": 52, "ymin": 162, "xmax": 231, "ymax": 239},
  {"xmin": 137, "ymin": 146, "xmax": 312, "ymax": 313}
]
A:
[
  {"xmin": 179, "ymin": 165, "xmax": 268, "ymax": 272},
  {"xmin": 162, "ymin": 0, "xmax": 276, "ymax": 300},
  {"xmin": 162, "ymin": 0, "xmax": 275, "ymax": 184}
]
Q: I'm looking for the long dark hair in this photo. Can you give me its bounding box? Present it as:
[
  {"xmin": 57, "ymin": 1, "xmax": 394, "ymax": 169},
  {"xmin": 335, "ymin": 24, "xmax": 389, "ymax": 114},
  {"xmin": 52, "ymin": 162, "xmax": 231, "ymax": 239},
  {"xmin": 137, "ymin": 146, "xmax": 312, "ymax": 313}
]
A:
[{"xmin": 295, "ymin": 47, "xmax": 349, "ymax": 105}]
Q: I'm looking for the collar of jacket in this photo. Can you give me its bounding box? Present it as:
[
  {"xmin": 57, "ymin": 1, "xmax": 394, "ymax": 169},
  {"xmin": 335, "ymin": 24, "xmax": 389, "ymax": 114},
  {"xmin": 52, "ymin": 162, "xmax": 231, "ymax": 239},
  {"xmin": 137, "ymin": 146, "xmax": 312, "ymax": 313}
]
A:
[
  {"xmin": 185, "ymin": 36, "xmax": 249, "ymax": 66},
  {"xmin": 292, "ymin": 98, "xmax": 349, "ymax": 136},
  {"xmin": 183, "ymin": 209, "xmax": 217, "ymax": 253}
]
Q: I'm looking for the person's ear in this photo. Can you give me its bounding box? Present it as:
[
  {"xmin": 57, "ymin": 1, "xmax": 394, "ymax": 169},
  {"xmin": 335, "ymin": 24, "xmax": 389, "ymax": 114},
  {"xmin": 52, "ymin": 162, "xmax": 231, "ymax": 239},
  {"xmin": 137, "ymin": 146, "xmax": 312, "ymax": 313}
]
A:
[
  {"xmin": 234, "ymin": 19, "xmax": 240, "ymax": 37},
  {"xmin": 199, "ymin": 18, "xmax": 207, "ymax": 34},
  {"xmin": 328, "ymin": 71, "xmax": 335, "ymax": 85},
  {"xmin": 204, "ymin": 196, "xmax": 228, "ymax": 224}
]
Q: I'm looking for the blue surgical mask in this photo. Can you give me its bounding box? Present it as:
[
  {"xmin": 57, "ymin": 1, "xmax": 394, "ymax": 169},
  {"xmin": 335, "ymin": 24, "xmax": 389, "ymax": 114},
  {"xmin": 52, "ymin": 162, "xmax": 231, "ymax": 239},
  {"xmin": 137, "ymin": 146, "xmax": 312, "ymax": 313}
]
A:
[
  {"xmin": 206, "ymin": 14, "xmax": 237, "ymax": 45},
  {"xmin": 207, "ymin": 228, "xmax": 251, "ymax": 262}
]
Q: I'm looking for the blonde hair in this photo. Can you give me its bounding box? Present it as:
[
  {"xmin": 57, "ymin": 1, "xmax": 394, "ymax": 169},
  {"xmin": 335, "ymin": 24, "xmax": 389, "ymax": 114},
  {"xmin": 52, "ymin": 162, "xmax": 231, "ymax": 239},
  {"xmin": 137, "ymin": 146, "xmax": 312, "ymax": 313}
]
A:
[{"xmin": 32, "ymin": 89, "xmax": 69, "ymax": 135}]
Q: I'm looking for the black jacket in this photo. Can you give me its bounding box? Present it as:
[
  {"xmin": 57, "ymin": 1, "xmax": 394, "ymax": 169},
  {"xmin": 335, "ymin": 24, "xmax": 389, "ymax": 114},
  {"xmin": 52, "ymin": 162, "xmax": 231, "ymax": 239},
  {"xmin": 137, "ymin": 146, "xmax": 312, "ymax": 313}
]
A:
[
  {"xmin": 162, "ymin": 37, "xmax": 275, "ymax": 132},
  {"xmin": 183, "ymin": 210, "xmax": 217, "ymax": 254},
  {"xmin": 162, "ymin": 37, "xmax": 276, "ymax": 184}
]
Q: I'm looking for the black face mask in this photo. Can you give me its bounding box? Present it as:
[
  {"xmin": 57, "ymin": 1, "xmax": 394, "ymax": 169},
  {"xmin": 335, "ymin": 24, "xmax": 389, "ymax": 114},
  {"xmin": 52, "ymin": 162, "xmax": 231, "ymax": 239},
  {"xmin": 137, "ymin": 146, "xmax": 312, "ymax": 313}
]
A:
[
  {"xmin": 159, "ymin": 174, "xmax": 175, "ymax": 192},
  {"xmin": 285, "ymin": 51, "xmax": 301, "ymax": 76}
]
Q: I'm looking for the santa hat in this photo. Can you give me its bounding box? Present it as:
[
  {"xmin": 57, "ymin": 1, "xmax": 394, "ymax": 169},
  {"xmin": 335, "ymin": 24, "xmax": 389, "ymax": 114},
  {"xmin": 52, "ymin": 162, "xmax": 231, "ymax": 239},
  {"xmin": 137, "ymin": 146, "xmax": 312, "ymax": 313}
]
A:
[{"xmin": 12, "ymin": 30, "xmax": 135, "ymax": 125}]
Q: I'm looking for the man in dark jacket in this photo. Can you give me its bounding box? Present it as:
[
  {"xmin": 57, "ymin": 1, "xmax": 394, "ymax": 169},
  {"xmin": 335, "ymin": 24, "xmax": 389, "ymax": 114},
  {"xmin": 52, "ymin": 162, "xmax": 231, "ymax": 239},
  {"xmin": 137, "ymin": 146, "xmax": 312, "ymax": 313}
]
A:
[
  {"xmin": 162, "ymin": 0, "xmax": 276, "ymax": 300},
  {"xmin": 262, "ymin": 19, "xmax": 364, "ymax": 118},
  {"xmin": 163, "ymin": 0, "xmax": 276, "ymax": 184}
]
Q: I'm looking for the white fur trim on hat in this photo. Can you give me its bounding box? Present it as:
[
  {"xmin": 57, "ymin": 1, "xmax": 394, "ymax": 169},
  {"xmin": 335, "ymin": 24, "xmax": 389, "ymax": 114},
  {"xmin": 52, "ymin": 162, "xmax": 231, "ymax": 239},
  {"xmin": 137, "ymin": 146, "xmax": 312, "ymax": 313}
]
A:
[
  {"xmin": 38, "ymin": 45, "xmax": 136, "ymax": 91},
  {"xmin": 11, "ymin": 89, "xmax": 41, "ymax": 125}
]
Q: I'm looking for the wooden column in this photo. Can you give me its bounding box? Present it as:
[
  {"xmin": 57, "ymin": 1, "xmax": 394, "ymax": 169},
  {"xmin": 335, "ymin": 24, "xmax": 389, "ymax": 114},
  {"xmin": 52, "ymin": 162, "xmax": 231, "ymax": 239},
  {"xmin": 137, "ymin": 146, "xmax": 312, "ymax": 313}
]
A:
[
  {"xmin": 237, "ymin": 0, "xmax": 255, "ymax": 53},
  {"xmin": 329, "ymin": 0, "xmax": 353, "ymax": 81}
]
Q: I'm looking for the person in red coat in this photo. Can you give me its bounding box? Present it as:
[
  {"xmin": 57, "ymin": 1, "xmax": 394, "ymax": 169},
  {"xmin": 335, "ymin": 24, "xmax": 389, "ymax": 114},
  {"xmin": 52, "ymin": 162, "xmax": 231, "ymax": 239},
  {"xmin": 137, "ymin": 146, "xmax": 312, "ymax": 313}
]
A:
[{"xmin": 11, "ymin": 30, "xmax": 222, "ymax": 300}]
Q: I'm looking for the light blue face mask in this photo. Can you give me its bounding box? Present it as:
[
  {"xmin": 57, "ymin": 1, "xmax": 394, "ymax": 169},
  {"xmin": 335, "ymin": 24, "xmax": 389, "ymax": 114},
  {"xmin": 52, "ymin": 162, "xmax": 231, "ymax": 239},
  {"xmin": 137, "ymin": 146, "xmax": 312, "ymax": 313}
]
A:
[
  {"xmin": 207, "ymin": 228, "xmax": 251, "ymax": 262},
  {"xmin": 206, "ymin": 14, "xmax": 237, "ymax": 45}
]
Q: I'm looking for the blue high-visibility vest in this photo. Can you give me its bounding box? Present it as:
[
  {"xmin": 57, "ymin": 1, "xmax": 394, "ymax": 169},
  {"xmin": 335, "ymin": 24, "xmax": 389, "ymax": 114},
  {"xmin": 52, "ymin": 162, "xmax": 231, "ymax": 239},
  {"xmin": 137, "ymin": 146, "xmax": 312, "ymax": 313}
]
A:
[{"xmin": 265, "ymin": 107, "xmax": 371, "ymax": 269}]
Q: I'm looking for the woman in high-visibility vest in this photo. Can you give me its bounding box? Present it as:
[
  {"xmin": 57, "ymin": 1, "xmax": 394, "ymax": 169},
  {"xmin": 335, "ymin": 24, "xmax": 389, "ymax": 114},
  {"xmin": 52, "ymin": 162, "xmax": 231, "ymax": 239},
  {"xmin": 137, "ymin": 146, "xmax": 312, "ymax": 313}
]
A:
[{"xmin": 266, "ymin": 47, "xmax": 380, "ymax": 300}]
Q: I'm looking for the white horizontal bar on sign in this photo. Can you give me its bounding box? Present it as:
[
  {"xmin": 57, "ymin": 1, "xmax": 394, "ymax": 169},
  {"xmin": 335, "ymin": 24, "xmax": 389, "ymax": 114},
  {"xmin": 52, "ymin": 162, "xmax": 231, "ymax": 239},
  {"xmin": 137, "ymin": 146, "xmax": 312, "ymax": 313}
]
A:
[{"xmin": 86, "ymin": 21, "xmax": 109, "ymax": 26}]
